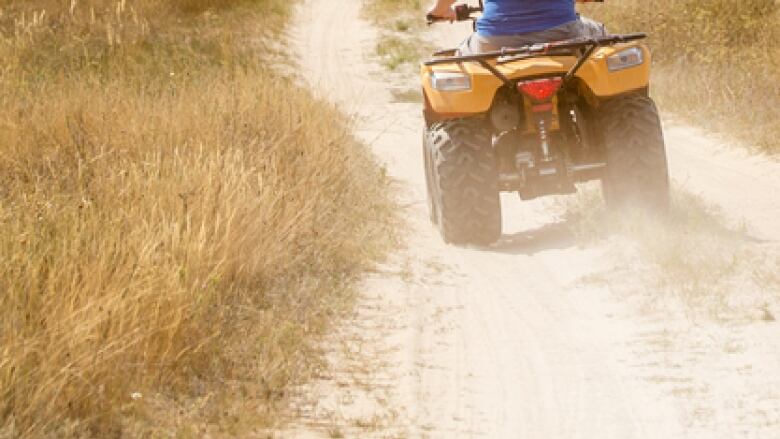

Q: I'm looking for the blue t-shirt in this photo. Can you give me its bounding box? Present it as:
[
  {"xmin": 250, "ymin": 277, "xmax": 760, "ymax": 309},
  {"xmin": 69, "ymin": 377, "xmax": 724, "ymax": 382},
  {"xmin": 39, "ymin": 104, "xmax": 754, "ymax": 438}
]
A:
[{"xmin": 477, "ymin": 0, "xmax": 578, "ymax": 36}]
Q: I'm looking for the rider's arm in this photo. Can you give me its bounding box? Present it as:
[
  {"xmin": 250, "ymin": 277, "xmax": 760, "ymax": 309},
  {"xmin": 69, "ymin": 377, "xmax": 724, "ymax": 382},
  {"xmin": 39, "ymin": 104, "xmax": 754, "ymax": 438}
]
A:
[{"xmin": 427, "ymin": 0, "xmax": 456, "ymax": 19}]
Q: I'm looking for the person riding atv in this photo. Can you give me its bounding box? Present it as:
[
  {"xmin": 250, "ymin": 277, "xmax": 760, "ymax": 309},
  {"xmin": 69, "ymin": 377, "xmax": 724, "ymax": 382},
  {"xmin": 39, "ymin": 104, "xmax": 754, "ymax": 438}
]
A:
[
  {"xmin": 426, "ymin": 0, "xmax": 607, "ymax": 54},
  {"xmin": 422, "ymin": 0, "xmax": 671, "ymax": 246}
]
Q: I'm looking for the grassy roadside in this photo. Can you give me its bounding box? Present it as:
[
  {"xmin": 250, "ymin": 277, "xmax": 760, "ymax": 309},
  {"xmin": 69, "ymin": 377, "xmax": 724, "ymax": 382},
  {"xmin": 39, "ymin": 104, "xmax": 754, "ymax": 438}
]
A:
[{"xmin": 0, "ymin": 0, "xmax": 392, "ymax": 437}]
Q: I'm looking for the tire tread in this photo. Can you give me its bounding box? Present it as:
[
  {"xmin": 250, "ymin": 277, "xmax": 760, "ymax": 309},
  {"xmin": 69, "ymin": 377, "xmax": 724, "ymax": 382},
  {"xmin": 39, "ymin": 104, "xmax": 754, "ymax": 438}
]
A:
[
  {"xmin": 427, "ymin": 119, "xmax": 502, "ymax": 245},
  {"xmin": 600, "ymin": 94, "xmax": 670, "ymax": 209}
]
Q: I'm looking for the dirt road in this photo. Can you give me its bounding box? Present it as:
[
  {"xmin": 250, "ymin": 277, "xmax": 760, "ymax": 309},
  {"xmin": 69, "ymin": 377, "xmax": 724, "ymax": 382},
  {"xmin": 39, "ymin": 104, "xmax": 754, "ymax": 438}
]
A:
[{"xmin": 287, "ymin": 1, "xmax": 780, "ymax": 437}]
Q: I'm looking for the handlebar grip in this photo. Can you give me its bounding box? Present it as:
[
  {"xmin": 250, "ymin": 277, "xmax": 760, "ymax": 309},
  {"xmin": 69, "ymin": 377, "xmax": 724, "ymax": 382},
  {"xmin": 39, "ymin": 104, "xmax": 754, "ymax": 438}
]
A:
[
  {"xmin": 426, "ymin": 13, "xmax": 445, "ymax": 24},
  {"xmin": 427, "ymin": 2, "xmax": 482, "ymax": 24},
  {"xmin": 454, "ymin": 4, "xmax": 471, "ymax": 21}
]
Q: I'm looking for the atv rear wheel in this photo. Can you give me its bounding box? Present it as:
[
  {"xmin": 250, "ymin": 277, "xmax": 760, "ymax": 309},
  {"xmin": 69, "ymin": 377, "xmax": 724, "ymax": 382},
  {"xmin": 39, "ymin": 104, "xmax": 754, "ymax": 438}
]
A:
[
  {"xmin": 427, "ymin": 119, "xmax": 502, "ymax": 245},
  {"xmin": 599, "ymin": 94, "xmax": 670, "ymax": 210}
]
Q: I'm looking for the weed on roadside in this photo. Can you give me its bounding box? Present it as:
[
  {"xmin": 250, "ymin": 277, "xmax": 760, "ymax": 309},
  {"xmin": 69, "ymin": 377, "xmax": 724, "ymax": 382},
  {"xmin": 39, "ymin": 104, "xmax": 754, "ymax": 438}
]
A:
[
  {"xmin": 365, "ymin": 0, "xmax": 433, "ymax": 72},
  {"xmin": 377, "ymin": 35, "xmax": 424, "ymax": 70}
]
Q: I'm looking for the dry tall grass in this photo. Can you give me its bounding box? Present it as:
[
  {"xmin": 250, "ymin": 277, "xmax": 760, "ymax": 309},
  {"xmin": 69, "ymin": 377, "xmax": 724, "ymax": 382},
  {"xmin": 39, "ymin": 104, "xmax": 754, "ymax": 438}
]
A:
[
  {"xmin": 0, "ymin": 0, "xmax": 391, "ymax": 437},
  {"xmin": 581, "ymin": 0, "xmax": 780, "ymax": 152}
]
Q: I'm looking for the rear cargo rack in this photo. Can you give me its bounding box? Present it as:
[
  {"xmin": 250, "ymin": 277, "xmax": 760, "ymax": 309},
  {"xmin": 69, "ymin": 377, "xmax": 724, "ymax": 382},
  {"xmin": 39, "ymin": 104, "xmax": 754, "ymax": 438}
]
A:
[
  {"xmin": 424, "ymin": 33, "xmax": 647, "ymax": 90},
  {"xmin": 424, "ymin": 33, "xmax": 646, "ymax": 66}
]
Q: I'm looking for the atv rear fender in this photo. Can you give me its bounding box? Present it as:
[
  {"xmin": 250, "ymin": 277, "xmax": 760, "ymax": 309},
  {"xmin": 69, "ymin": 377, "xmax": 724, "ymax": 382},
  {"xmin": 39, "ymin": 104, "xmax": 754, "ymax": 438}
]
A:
[{"xmin": 422, "ymin": 42, "xmax": 650, "ymax": 120}]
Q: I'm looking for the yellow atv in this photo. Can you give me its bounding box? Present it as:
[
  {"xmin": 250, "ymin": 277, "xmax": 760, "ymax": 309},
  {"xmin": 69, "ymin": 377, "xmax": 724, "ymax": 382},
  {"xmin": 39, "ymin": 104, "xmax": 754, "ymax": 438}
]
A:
[{"xmin": 422, "ymin": 2, "xmax": 670, "ymax": 246}]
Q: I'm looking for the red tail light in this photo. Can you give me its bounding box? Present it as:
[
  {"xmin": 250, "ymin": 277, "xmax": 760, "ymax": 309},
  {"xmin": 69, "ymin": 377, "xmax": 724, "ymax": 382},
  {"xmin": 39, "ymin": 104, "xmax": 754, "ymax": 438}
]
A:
[{"xmin": 517, "ymin": 77, "xmax": 563, "ymax": 102}]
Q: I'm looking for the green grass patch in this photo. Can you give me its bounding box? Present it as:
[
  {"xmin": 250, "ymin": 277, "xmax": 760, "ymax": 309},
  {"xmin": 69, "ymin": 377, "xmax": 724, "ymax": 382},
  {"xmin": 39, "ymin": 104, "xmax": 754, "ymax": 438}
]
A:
[
  {"xmin": 377, "ymin": 35, "xmax": 424, "ymax": 70},
  {"xmin": 365, "ymin": 0, "xmax": 433, "ymax": 72}
]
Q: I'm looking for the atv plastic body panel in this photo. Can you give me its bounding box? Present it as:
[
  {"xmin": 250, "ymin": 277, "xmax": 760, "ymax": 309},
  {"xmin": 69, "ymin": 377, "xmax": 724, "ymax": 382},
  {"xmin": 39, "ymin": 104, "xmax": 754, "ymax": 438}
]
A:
[{"xmin": 422, "ymin": 42, "xmax": 650, "ymax": 117}]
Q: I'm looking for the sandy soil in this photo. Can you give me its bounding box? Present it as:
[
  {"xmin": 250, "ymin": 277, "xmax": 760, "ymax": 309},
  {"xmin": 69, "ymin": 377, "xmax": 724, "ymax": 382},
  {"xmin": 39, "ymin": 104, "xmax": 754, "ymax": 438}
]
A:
[{"xmin": 282, "ymin": 2, "xmax": 780, "ymax": 437}]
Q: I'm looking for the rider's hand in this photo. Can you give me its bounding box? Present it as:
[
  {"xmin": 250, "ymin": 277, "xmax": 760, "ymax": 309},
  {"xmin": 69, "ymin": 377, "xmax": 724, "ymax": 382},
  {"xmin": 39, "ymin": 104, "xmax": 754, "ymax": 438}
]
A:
[{"xmin": 427, "ymin": 2, "xmax": 456, "ymax": 21}]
